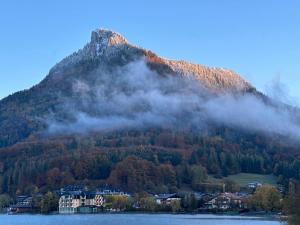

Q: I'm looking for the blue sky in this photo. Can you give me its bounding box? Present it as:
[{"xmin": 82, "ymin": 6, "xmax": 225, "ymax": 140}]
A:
[{"xmin": 0, "ymin": 0, "xmax": 299, "ymax": 104}]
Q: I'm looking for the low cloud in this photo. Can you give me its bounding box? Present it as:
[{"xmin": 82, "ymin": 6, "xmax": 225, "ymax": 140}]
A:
[
  {"xmin": 47, "ymin": 60, "xmax": 300, "ymax": 141},
  {"xmin": 265, "ymin": 75, "xmax": 299, "ymax": 107}
]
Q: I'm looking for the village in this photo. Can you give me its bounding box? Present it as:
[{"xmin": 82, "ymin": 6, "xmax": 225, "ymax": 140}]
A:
[{"xmin": 4, "ymin": 180, "xmax": 292, "ymax": 215}]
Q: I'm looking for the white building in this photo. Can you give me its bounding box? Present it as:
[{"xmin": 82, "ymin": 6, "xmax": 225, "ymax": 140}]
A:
[{"xmin": 59, "ymin": 191, "xmax": 104, "ymax": 214}]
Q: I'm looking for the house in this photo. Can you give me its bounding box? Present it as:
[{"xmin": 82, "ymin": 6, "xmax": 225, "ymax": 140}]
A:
[
  {"xmin": 155, "ymin": 193, "xmax": 181, "ymax": 206},
  {"xmin": 247, "ymin": 182, "xmax": 262, "ymax": 189},
  {"xmin": 277, "ymin": 184, "xmax": 285, "ymax": 194},
  {"xmin": 197, "ymin": 193, "xmax": 218, "ymax": 208},
  {"xmin": 59, "ymin": 191, "xmax": 104, "ymax": 214},
  {"xmin": 58, "ymin": 185, "xmax": 87, "ymax": 196},
  {"xmin": 59, "ymin": 191, "xmax": 81, "ymax": 214},
  {"xmin": 58, "ymin": 185, "xmax": 130, "ymax": 214},
  {"xmin": 8, "ymin": 195, "xmax": 34, "ymax": 214},
  {"xmin": 204, "ymin": 192, "xmax": 245, "ymax": 210},
  {"xmin": 96, "ymin": 185, "xmax": 129, "ymax": 197},
  {"xmin": 94, "ymin": 192, "xmax": 105, "ymax": 207}
]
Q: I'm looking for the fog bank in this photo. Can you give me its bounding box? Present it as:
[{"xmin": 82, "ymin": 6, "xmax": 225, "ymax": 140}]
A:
[{"xmin": 47, "ymin": 60, "xmax": 300, "ymax": 141}]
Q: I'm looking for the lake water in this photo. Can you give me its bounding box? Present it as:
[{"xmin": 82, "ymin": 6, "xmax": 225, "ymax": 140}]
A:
[{"xmin": 0, "ymin": 214, "xmax": 281, "ymax": 225}]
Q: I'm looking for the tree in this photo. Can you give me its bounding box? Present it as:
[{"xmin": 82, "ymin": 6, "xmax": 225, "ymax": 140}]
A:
[
  {"xmin": 143, "ymin": 197, "xmax": 157, "ymax": 212},
  {"xmin": 223, "ymin": 179, "xmax": 240, "ymax": 192},
  {"xmin": 170, "ymin": 200, "xmax": 181, "ymax": 212},
  {"xmin": 248, "ymin": 185, "xmax": 281, "ymax": 212},
  {"xmin": 31, "ymin": 186, "xmax": 41, "ymax": 209},
  {"xmin": 105, "ymin": 195, "xmax": 130, "ymax": 211},
  {"xmin": 191, "ymin": 165, "xmax": 207, "ymax": 190},
  {"xmin": 0, "ymin": 194, "xmax": 12, "ymax": 209},
  {"xmin": 46, "ymin": 168, "xmax": 62, "ymax": 189},
  {"xmin": 108, "ymin": 156, "xmax": 177, "ymax": 192},
  {"xmin": 283, "ymin": 192, "xmax": 300, "ymax": 225},
  {"xmin": 181, "ymin": 193, "xmax": 198, "ymax": 211},
  {"xmin": 41, "ymin": 192, "xmax": 58, "ymax": 214}
]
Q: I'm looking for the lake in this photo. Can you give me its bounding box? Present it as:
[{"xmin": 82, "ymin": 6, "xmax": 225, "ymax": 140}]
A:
[{"xmin": 0, "ymin": 214, "xmax": 281, "ymax": 225}]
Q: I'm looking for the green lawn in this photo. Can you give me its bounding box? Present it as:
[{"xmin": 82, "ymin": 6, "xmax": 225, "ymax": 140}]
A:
[{"xmin": 208, "ymin": 173, "xmax": 278, "ymax": 187}]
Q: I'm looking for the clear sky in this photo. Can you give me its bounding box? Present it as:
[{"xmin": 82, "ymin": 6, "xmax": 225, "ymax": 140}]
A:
[{"xmin": 0, "ymin": 0, "xmax": 299, "ymax": 104}]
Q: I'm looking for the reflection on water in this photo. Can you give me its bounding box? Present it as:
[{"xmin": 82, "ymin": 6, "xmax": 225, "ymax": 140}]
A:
[{"xmin": 0, "ymin": 214, "xmax": 281, "ymax": 225}]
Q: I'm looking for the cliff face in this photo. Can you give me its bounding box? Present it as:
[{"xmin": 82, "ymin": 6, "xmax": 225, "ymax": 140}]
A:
[
  {"xmin": 48, "ymin": 29, "xmax": 253, "ymax": 92},
  {"xmin": 0, "ymin": 29, "xmax": 256, "ymax": 147},
  {"xmin": 161, "ymin": 59, "xmax": 252, "ymax": 92}
]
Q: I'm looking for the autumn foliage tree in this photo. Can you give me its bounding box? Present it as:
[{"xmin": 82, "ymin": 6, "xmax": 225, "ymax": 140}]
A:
[
  {"xmin": 283, "ymin": 194, "xmax": 300, "ymax": 225},
  {"xmin": 108, "ymin": 156, "xmax": 177, "ymax": 193},
  {"xmin": 247, "ymin": 185, "xmax": 281, "ymax": 212}
]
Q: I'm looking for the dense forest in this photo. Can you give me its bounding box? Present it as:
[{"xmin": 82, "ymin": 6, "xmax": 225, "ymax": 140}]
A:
[{"xmin": 0, "ymin": 126, "xmax": 299, "ymax": 196}]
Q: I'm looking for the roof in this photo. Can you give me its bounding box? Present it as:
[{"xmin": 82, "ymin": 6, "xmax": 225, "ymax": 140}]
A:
[
  {"xmin": 155, "ymin": 193, "xmax": 180, "ymax": 200},
  {"xmin": 216, "ymin": 192, "xmax": 242, "ymax": 200}
]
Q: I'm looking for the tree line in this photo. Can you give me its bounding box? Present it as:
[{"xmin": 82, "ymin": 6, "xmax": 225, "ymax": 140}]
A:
[{"xmin": 0, "ymin": 128, "xmax": 299, "ymax": 196}]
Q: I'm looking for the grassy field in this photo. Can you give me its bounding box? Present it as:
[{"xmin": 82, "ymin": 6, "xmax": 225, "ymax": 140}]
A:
[{"xmin": 209, "ymin": 173, "xmax": 278, "ymax": 187}]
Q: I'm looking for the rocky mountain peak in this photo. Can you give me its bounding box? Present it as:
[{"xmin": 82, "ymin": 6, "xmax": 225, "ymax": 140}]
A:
[
  {"xmin": 49, "ymin": 29, "xmax": 131, "ymax": 74},
  {"xmin": 91, "ymin": 29, "xmax": 128, "ymax": 47}
]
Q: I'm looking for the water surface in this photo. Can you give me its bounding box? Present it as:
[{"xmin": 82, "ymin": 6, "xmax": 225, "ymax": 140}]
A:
[{"xmin": 0, "ymin": 214, "xmax": 281, "ymax": 225}]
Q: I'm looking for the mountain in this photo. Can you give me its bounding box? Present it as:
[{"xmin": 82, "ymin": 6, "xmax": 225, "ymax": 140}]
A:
[
  {"xmin": 0, "ymin": 29, "xmax": 257, "ymax": 148},
  {"xmin": 0, "ymin": 29, "xmax": 299, "ymax": 195}
]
